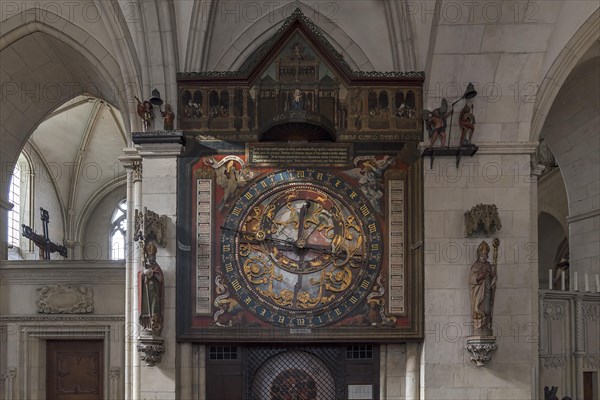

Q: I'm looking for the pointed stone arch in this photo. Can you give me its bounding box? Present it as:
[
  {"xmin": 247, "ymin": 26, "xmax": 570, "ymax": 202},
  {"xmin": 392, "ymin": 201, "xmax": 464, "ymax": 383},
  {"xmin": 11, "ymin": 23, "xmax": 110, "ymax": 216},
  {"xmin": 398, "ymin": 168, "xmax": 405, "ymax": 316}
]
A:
[
  {"xmin": 210, "ymin": 3, "xmax": 373, "ymax": 72},
  {"xmin": 530, "ymin": 8, "xmax": 600, "ymax": 142},
  {"xmin": 0, "ymin": 9, "xmax": 126, "ymax": 198}
]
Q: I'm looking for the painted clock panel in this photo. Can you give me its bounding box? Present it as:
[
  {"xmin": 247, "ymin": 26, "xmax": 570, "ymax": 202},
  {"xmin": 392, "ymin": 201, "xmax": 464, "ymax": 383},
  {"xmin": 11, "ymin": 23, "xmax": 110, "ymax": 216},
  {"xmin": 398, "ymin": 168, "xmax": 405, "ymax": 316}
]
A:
[
  {"xmin": 182, "ymin": 149, "xmax": 422, "ymax": 341},
  {"xmin": 221, "ymin": 168, "xmax": 382, "ymax": 328}
]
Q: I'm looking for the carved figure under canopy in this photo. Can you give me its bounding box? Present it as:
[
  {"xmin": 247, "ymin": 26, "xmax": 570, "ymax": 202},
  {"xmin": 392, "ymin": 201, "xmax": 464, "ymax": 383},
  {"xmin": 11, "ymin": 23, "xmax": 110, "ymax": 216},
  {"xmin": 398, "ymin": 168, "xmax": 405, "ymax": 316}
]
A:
[
  {"xmin": 139, "ymin": 241, "xmax": 164, "ymax": 335},
  {"xmin": 469, "ymin": 239, "xmax": 499, "ymax": 336}
]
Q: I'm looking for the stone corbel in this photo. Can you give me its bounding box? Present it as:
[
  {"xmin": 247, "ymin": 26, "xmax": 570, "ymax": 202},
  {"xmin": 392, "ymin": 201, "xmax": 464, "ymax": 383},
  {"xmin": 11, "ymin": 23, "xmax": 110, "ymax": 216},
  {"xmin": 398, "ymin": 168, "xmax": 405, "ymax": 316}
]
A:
[
  {"xmin": 465, "ymin": 336, "xmax": 498, "ymax": 367},
  {"xmin": 137, "ymin": 336, "xmax": 165, "ymax": 367}
]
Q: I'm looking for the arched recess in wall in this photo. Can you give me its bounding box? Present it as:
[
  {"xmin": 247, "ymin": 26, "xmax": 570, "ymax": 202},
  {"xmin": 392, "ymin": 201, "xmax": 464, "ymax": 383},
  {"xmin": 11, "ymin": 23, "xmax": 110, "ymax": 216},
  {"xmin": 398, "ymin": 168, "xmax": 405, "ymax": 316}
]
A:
[
  {"xmin": 75, "ymin": 177, "xmax": 126, "ymax": 260},
  {"xmin": 538, "ymin": 212, "xmax": 567, "ymax": 288},
  {"xmin": 207, "ymin": 3, "xmax": 373, "ymax": 72},
  {"xmin": 0, "ymin": 10, "xmax": 128, "ymax": 199}
]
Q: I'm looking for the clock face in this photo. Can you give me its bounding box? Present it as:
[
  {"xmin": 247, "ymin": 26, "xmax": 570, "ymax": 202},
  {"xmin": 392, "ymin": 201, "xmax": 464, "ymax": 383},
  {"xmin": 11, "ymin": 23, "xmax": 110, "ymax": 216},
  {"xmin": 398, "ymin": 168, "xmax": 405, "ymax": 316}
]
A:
[{"xmin": 221, "ymin": 168, "xmax": 383, "ymax": 328}]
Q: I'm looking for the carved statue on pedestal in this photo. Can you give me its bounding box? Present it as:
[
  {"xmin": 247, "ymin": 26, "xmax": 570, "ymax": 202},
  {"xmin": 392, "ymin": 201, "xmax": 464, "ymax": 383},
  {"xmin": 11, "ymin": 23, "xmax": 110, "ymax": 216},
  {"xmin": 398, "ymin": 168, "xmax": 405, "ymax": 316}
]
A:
[
  {"xmin": 469, "ymin": 239, "xmax": 499, "ymax": 336},
  {"xmin": 139, "ymin": 242, "xmax": 164, "ymax": 335}
]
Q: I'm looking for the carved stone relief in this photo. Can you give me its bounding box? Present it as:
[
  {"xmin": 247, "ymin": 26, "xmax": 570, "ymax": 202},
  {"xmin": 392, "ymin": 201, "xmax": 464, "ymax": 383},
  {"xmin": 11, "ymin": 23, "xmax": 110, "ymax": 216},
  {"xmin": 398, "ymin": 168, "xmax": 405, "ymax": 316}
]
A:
[
  {"xmin": 464, "ymin": 204, "xmax": 502, "ymax": 237},
  {"xmin": 542, "ymin": 356, "xmax": 566, "ymax": 369},
  {"xmin": 543, "ymin": 303, "xmax": 564, "ymax": 320},
  {"xmin": 583, "ymin": 303, "xmax": 599, "ymax": 320},
  {"xmin": 583, "ymin": 355, "xmax": 600, "ymax": 369},
  {"xmin": 36, "ymin": 285, "xmax": 93, "ymax": 314}
]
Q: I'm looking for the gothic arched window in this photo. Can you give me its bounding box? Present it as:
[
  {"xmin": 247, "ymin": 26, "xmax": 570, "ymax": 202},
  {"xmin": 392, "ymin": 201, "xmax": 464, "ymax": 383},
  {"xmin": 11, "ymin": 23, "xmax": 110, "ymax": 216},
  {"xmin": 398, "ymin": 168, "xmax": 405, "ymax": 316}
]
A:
[
  {"xmin": 7, "ymin": 161, "xmax": 21, "ymax": 248},
  {"xmin": 7, "ymin": 153, "xmax": 32, "ymax": 259},
  {"xmin": 110, "ymin": 199, "xmax": 127, "ymax": 260}
]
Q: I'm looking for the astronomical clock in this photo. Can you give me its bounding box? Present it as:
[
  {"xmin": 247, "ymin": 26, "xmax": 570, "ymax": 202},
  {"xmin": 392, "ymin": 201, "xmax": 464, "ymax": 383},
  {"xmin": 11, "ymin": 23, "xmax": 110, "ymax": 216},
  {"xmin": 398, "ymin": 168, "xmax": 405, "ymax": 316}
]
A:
[{"xmin": 176, "ymin": 10, "xmax": 424, "ymax": 343}]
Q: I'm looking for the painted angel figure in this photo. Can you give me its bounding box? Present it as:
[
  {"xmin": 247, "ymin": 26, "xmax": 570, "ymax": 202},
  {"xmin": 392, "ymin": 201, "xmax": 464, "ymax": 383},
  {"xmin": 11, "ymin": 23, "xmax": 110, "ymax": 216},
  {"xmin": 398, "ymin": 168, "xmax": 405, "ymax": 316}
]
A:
[
  {"xmin": 343, "ymin": 156, "xmax": 395, "ymax": 212},
  {"xmin": 205, "ymin": 156, "xmax": 253, "ymax": 211}
]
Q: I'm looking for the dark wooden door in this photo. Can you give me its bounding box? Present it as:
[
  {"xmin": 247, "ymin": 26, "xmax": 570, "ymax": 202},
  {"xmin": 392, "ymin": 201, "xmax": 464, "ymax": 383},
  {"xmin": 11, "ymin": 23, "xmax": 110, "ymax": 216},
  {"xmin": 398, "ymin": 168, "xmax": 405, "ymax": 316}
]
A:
[
  {"xmin": 46, "ymin": 340, "xmax": 103, "ymax": 400},
  {"xmin": 583, "ymin": 371, "xmax": 595, "ymax": 400}
]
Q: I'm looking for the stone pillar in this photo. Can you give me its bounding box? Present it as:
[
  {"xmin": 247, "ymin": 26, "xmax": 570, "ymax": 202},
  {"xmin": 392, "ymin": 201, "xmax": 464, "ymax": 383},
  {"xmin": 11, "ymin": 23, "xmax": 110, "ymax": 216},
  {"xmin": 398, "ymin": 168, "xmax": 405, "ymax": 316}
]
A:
[
  {"xmin": 380, "ymin": 343, "xmax": 406, "ymax": 399},
  {"xmin": 0, "ymin": 198, "xmax": 13, "ymax": 260},
  {"xmin": 134, "ymin": 133, "xmax": 183, "ymax": 399},
  {"xmin": 574, "ymin": 295, "xmax": 585, "ymax": 399},
  {"xmin": 119, "ymin": 147, "xmax": 143, "ymax": 400},
  {"xmin": 422, "ymin": 144, "xmax": 539, "ymax": 399},
  {"xmin": 405, "ymin": 342, "xmax": 420, "ymax": 400}
]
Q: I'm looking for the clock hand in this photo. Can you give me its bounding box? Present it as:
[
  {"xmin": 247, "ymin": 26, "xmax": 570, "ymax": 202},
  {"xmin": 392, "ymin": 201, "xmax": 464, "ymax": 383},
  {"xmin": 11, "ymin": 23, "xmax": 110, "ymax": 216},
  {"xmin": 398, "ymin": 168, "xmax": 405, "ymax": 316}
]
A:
[
  {"xmin": 296, "ymin": 201, "xmax": 310, "ymax": 243},
  {"xmin": 221, "ymin": 226, "xmax": 296, "ymax": 247}
]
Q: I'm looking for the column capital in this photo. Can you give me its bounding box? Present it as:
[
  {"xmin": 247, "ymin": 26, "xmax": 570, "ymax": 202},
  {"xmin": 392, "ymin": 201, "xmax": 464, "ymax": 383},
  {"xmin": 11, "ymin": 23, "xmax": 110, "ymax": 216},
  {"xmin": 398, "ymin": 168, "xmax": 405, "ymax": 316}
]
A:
[{"xmin": 119, "ymin": 147, "xmax": 143, "ymax": 181}]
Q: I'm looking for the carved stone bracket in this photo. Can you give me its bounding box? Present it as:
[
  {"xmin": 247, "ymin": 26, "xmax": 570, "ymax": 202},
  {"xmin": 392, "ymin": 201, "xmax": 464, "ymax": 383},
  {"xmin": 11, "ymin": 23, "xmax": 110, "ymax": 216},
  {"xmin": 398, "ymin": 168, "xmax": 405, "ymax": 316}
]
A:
[
  {"xmin": 36, "ymin": 285, "xmax": 93, "ymax": 314},
  {"xmin": 464, "ymin": 204, "xmax": 502, "ymax": 237},
  {"xmin": 137, "ymin": 335, "xmax": 165, "ymax": 366},
  {"xmin": 135, "ymin": 207, "xmax": 167, "ymax": 247},
  {"xmin": 465, "ymin": 336, "xmax": 497, "ymax": 367}
]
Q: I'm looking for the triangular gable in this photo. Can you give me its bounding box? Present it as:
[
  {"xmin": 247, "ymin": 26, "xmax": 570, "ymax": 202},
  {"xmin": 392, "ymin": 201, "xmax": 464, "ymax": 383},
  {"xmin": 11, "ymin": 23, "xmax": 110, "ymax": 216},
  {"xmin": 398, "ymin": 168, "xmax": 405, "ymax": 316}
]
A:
[
  {"xmin": 179, "ymin": 8, "xmax": 423, "ymax": 84},
  {"xmin": 177, "ymin": 9, "xmax": 424, "ymax": 142}
]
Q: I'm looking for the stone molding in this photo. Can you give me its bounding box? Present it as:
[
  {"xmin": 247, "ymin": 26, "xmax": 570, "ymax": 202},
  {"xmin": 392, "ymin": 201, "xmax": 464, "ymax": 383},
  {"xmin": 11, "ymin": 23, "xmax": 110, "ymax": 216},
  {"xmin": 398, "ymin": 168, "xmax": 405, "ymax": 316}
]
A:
[
  {"xmin": 566, "ymin": 208, "xmax": 600, "ymax": 224},
  {"xmin": 0, "ymin": 262, "xmax": 125, "ymax": 283},
  {"xmin": 475, "ymin": 142, "xmax": 538, "ymax": 155},
  {"xmin": 0, "ymin": 314, "xmax": 124, "ymax": 322},
  {"xmin": 136, "ymin": 142, "xmax": 184, "ymax": 158},
  {"xmin": 0, "ymin": 198, "xmax": 13, "ymax": 210},
  {"xmin": 36, "ymin": 285, "xmax": 94, "ymax": 314}
]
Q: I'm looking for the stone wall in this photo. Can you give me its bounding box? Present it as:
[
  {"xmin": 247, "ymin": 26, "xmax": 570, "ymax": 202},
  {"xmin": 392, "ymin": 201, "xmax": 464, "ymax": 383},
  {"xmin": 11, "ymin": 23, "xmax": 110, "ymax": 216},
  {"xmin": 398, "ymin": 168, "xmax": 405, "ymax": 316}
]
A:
[
  {"xmin": 423, "ymin": 153, "xmax": 538, "ymax": 399},
  {"xmin": 0, "ymin": 261, "xmax": 125, "ymax": 400}
]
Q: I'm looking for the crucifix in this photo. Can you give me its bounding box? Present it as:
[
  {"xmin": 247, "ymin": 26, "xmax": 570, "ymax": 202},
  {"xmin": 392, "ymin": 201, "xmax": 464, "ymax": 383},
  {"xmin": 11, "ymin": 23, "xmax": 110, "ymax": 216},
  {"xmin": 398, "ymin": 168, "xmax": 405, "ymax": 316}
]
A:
[{"xmin": 21, "ymin": 208, "xmax": 67, "ymax": 259}]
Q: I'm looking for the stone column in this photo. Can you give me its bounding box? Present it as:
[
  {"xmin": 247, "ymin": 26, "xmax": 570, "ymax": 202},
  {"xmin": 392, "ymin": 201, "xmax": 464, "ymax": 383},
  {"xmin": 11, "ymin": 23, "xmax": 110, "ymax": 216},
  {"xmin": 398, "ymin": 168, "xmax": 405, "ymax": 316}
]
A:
[
  {"xmin": 0, "ymin": 198, "xmax": 13, "ymax": 260},
  {"xmin": 134, "ymin": 133, "xmax": 183, "ymax": 399},
  {"xmin": 574, "ymin": 295, "xmax": 585, "ymax": 399},
  {"xmin": 119, "ymin": 147, "xmax": 143, "ymax": 400},
  {"xmin": 405, "ymin": 342, "xmax": 420, "ymax": 400}
]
